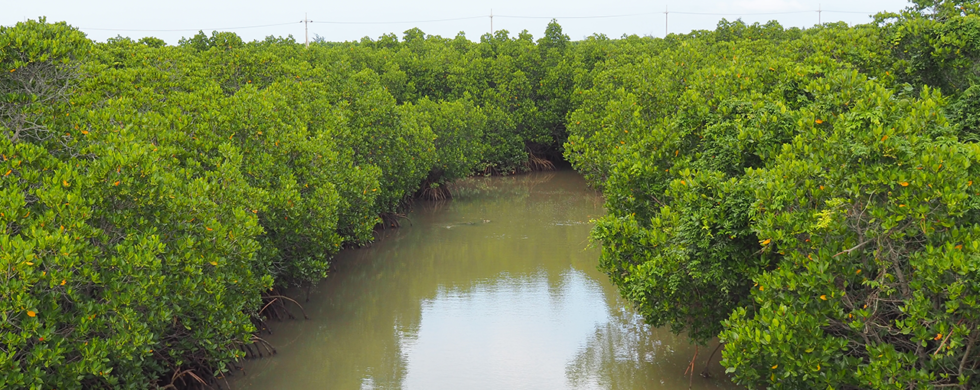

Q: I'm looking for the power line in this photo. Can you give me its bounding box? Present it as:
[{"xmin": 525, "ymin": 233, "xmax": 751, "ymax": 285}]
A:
[
  {"xmin": 486, "ymin": 9, "xmax": 874, "ymax": 19},
  {"xmin": 495, "ymin": 12, "xmax": 659, "ymax": 19},
  {"xmin": 669, "ymin": 10, "xmax": 873, "ymax": 16},
  {"xmin": 311, "ymin": 16, "xmax": 485, "ymax": 25},
  {"xmin": 71, "ymin": 8, "xmax": 881, "ymax": 34},
  {"xmin": 78, "ymin": 22, "xmax": 299, "ymax": 32},
  {"xmin": 672, "ymin": 11, "xmax": 810, "ymax": 16}
]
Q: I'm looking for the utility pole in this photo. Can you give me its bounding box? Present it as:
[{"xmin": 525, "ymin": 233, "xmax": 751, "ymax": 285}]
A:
[
  {"xmin": 818, "ymin": 4, "xmax": 822, "ymax": 25},
  {"xmin": 664, "ymin": 5, "xmax": 668, "ymax": 37},
  {"xmin": 490, "ymin": 9, "xmax": 494, "ymax": 34},
  {"xmin": 302, "ymin": 13, "xmax": 311, "ymax": 48}
]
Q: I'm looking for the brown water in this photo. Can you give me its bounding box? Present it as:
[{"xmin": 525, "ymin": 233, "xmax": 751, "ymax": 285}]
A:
[{"xmin": 231, "ymin": 171, "xmax": 739, "ymax": 390}]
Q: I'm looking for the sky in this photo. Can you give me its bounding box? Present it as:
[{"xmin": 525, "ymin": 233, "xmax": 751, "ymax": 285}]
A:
[{"xmin": 3, "ymin": 0, "xmax": 912, "ymax": 45}]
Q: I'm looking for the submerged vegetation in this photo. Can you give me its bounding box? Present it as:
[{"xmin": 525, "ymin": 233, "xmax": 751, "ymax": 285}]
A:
[{"xmin": 2, "ymin": 0, "xmax": 980, "ymax": 388}]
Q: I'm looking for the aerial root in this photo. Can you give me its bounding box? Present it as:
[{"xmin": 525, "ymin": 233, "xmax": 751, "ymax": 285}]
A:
[
  {"xmin": 264, "ymin": 295, "xmax": 309, "ymax": 320},
  {"xmin": 258, "ymin": 298, "xmax": 279, "ymax": 318},
  {"xmin": 684, "ymin": 345, "xmax": 699, "ymax": 389},
  {"xmin": 526, "ymin": 154, "xmax": 556, "ymax": 171},
  {"xmin": 701, "ymin": 342, "xmax": 724, "ymax": 378},
  {"xmin": 379, "ymin": 212, "xmax": 411, "ymax": 229},
  {"xmin": 251, "ymin": 336, "xmax": 278, "ymax": 356},
  {"xmin": 254, "ymin": 316, "xmax": 272, "ymax": 334},
  {"xmin": 164, "ymin": 368, "xmax": 209, "ymax": 389},
  {"xmin": 259, "ymin": 289, "xmax": 308, "ymax": 321},
  {"xmin": 420, "ymin": 184, "xmax": 452, "ymax": 201}
]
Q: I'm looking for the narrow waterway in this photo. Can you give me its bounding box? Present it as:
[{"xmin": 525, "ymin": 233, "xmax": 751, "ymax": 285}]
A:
[{"xmin": 232, "ymin": 171, "xmax": 738, "ymax": 390}]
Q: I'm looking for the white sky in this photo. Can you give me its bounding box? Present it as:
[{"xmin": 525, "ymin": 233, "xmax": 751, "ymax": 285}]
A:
[{"xmin": 4, "ymin": 0, "xmax": 912, "ymax": 44}]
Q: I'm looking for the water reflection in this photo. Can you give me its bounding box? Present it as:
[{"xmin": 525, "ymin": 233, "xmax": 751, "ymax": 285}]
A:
[
  {"xmin": 401, "ymin": 270, "xmax": 609, "ymax": 390},
  {"xmin": 232, "ymin": 171, "xmax": 738, "ymax": 390}
]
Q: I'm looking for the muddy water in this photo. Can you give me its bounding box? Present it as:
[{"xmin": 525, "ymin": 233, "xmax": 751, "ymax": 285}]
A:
[{"xmin": 232, "ymin": 171, "xmax": 738, "ymax": 390}]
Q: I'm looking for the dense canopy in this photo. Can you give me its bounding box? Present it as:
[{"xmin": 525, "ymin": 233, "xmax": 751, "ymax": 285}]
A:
[{"xmin": 3, "ymin": 1, "xmax": 980, "ymax": 388}]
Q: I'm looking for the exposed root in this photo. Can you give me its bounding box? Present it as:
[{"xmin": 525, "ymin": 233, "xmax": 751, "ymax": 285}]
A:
[
  {"xmin": 252, "ymin": 314, "xmax": 273, "ymax": 334},
  {"xmin": 251, "ymin": 336, "xmax": 278, "ymax": 356},
  {"xmin": 419, "ymin": 183, "xmax": 452, "ymax": 201},
  {"xmin": 259, "ymin": 296, "xmax": 292, "ymax": 320},
  {"xmin": 236, "ymin": 335, "xmax": 277, "ymax": 360},
  {"xmin": 701, "ymin": 342, "xmax": 724, "ymax": 378},
  {"xmin": 164, "ymin": 368, "xmax": 210, "ymax": 390},
  {"xmin": 264, "ymin": 295, "xmax": 309, "ymax": 320},
  {"xmin": 258, "ymin": 289, "xmax": 309, "ymax": 322},
  {"xmin": 684, "ymin": 345, "xmax": 699, "ymax": 389},
  {"xmin": 379, "ymin": 212, "xmax": 411, "ymax": 229},
  {"xmin": 525, "ymin": 153, "xmax": 556, "ymax": 171},
  {"xmin": 481, "ymin": 163, "xmax": 500, "ymax": 176},
  {"xmin": 239, "ymin": 343, "xmax": 254, "ymax": 359},
  {"xmin": 258, "ymin": 298, "xmax": 280, "ymax": 318},
  {"xmin": 184, "ymin": 370, "xmax": 208, "ymax": 389}
]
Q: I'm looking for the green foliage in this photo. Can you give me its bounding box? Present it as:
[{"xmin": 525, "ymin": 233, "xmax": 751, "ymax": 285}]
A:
[
  {"xmin": 885, "ymin": 8, "xmax": 980, "ymax": 95},
  {"xmin": 722, "ymin": 71, "xmax": 980, "ymax": 389},
  {"xmin": 1, "ymin": 97, "xmax": 269, "ymax": 389},
  {"xmin": 339, "ymin": 24, "xmax": 586, "ymax": 173},
  {"xmin": 570, "ymin": 27, "xmax": 811, "ymax": 343},
  {"xmin": 907, "ymin": 0, "xmax": 980, "ymax": 19},
  {"xmin": 2, "ymin": 18, "xmax": 595, "ymax": 388},
  {"xmin": 331, "ymin": 67, "xmax": 436, "ymax": 212},
  {"xmin": 0, "ymin": 18, "xmax": 90, "ymax": 146},
  {"xmin": 568, "ymin": 11, "xmax": 980, "ymax": 389},
  {"xmin": 12, "ymin": 5, "xmax": 980, "ymax": 389},
  {"xmin": 407, "ymin": 96, "xmax": 487, "ymax": 186},
  {"xmin": 946, "ymin": 84, "xmax": 980, "ymax": 140},
  {"xmin": 0, "ymin": 17, "xmax": 90, "ymax": 67},
  {"xmin": 137, "ymin": 37, "xmax": 166, "ymax": 48},
  {"xmin": 177, "ymin": 30, "xmax": 244, "ymax": 51}
]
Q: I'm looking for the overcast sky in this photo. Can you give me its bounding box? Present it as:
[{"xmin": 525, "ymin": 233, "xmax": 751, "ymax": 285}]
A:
[{"xmin": 3, "ymin": 0, "xmax": 912, "ymax": 45}]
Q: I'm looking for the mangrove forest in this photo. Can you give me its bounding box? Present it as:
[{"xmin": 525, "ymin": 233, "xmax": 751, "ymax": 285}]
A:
[{"xmin": 3, "ymin": 0, "xmax": 980, "ymax": 388}]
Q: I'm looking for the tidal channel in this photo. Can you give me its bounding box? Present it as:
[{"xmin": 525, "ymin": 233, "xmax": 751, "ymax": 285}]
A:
[{"xmin": 232, "ymin": 170, "xmax": 738, "ymax": 390}]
